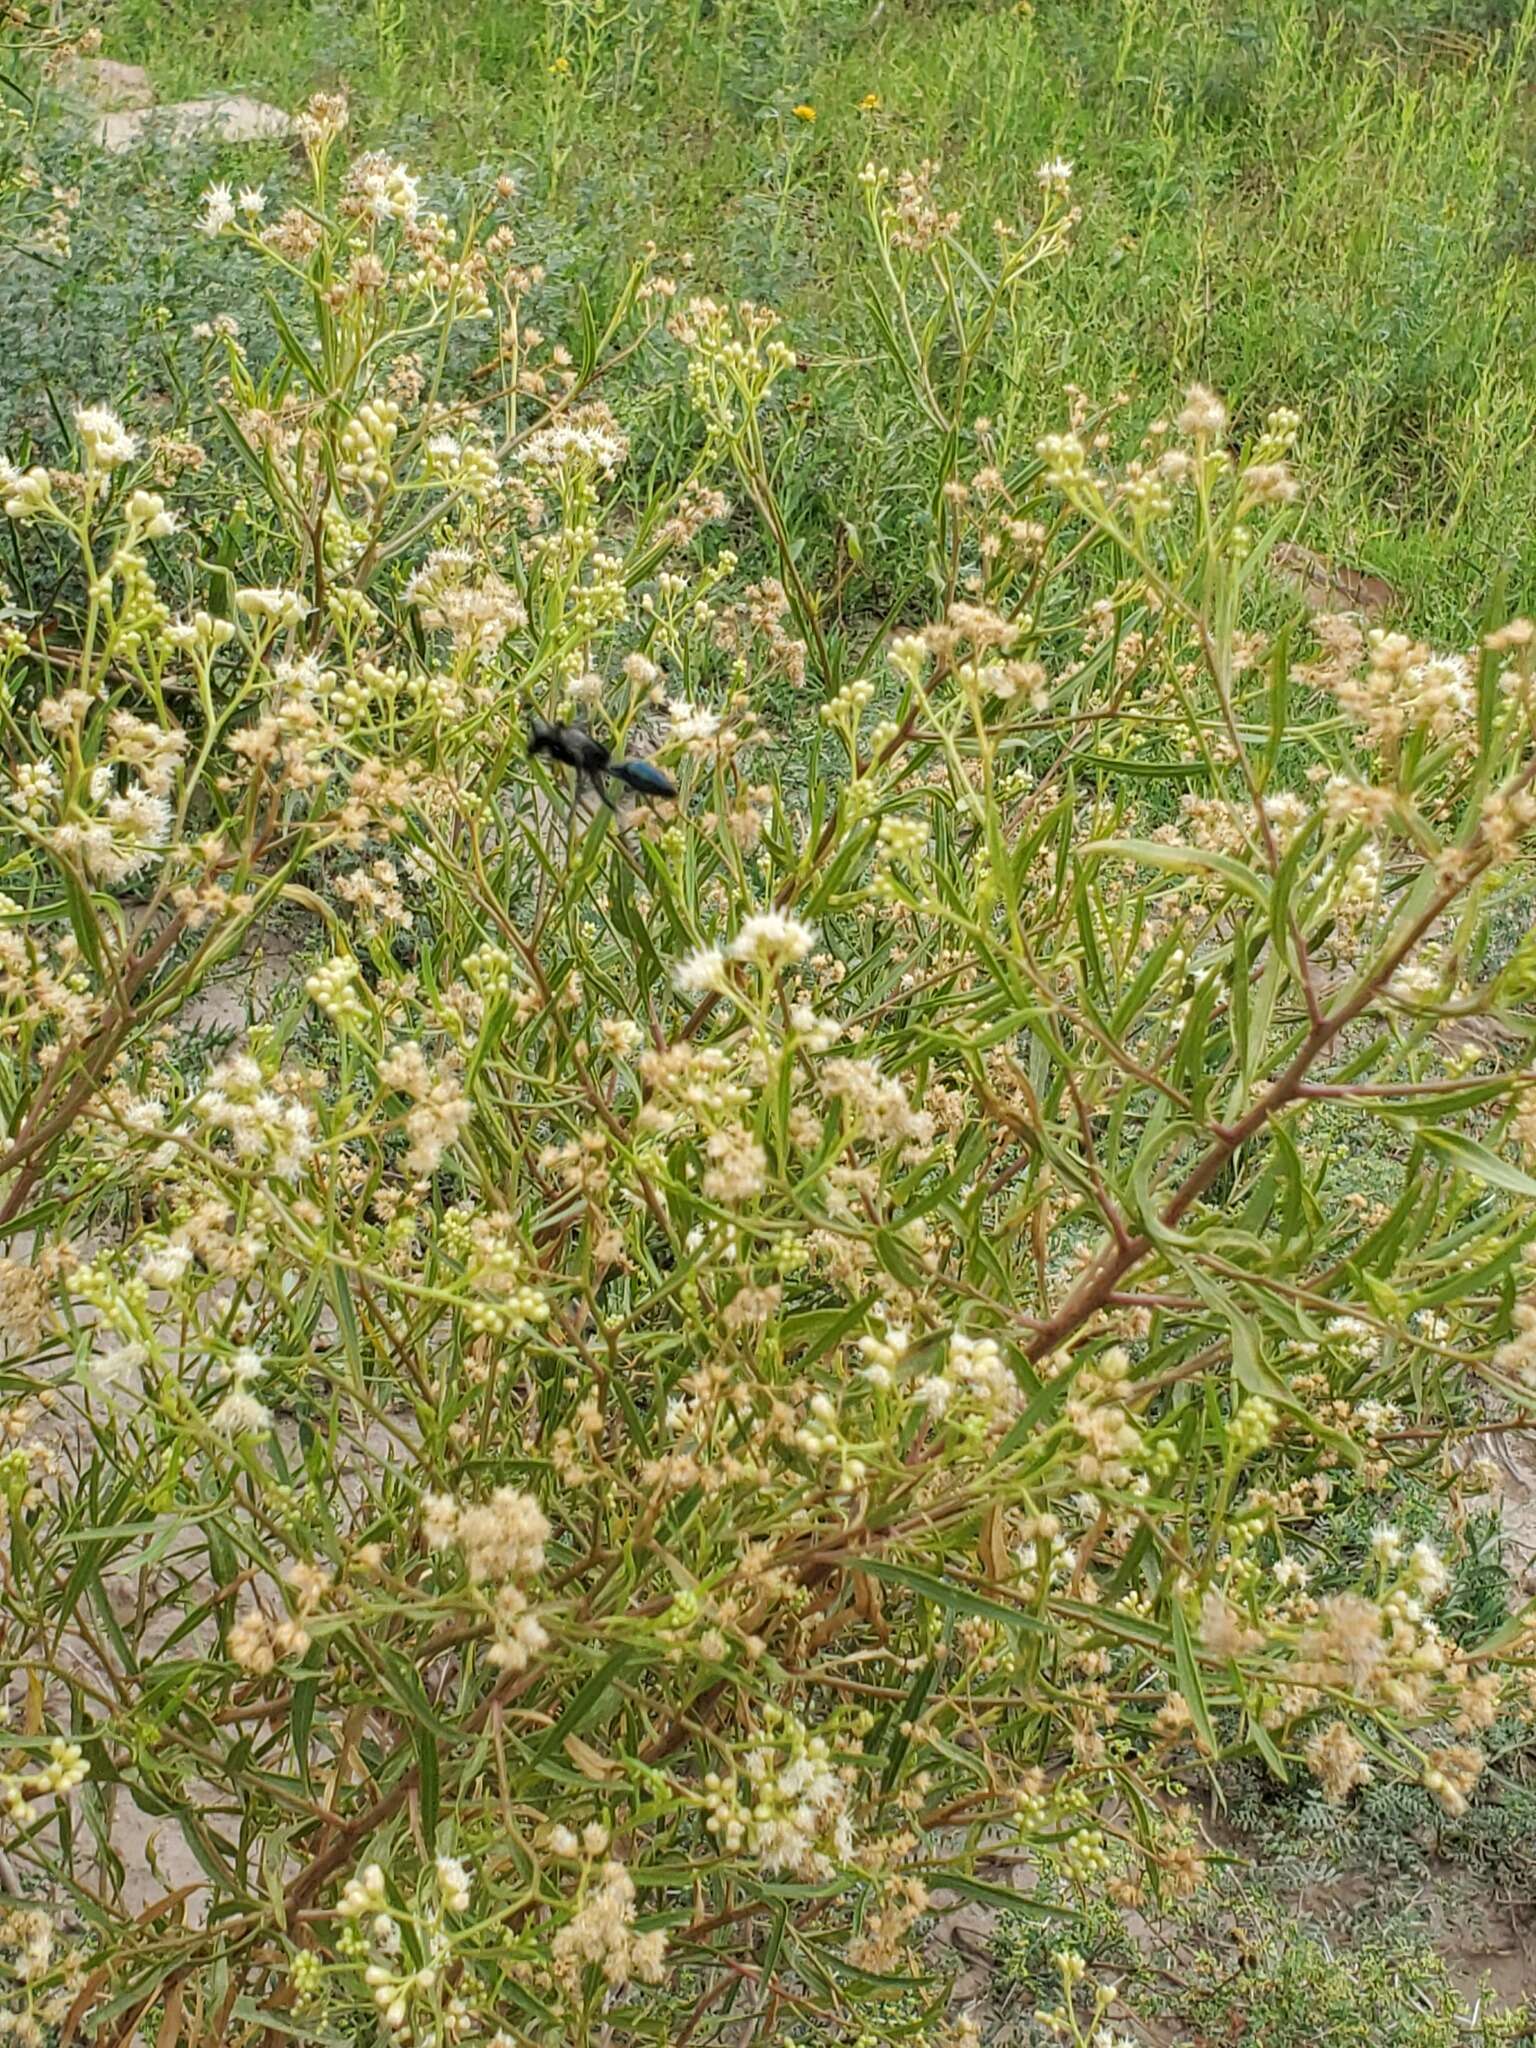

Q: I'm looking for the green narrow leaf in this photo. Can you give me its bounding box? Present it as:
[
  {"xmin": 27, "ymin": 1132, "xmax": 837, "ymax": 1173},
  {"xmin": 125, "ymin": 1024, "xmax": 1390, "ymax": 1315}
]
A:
[
  {"xmin": 924, "ymin": 1870, "xmax": 1076, "ymax": 1919},
  {"xmin": 1245, "ymin": 1708, "xmax": 1290, "ymax": 1784},
  {"xmin": 531, "ymin": 1646, "xmax": 635, "ymax": 1767},
  {"xmin": 1169, "ymin": 1598, "xmax": 1219, "ymax": 1757},
  {"xmin": 1419, "ymin": 1127, "xmax": 1536, "ymax": 1198},
  {"xmin": 879, "ymin": 1645, "xmax": 942, "ymax": 1792},
  {"xmin": 416, "ymin": 1723, "xmax": 440, "ymax": 1843},
  {"xmin": 1083, "ymin": 838, "xmax": 1271, "ymax": 909},
  {"xmin": 291, "ymin": 1670, "xmax": 318, "ymax": 1794},
  {"xmin": 857, "ymin": 1559, "xmax": 1046, "ymax": 1637}
]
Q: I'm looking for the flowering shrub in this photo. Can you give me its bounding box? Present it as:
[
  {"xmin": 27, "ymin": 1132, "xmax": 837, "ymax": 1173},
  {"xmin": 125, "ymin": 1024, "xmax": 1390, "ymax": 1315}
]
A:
[
  {"xmin": 0, "ymin": 7, "xmax": 92, "ymax": 268},
  {"xmin": 0, "ymin": 105, "xmax": 1534, "ymax": 2045}
]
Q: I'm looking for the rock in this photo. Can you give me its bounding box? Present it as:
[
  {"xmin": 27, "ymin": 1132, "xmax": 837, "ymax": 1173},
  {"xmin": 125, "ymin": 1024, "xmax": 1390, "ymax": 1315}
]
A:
[
  {"xmin": 96, "ymin": 94, "xmax": 291, "ymax": 155},
  {"xmin": 1269, "ymin": 541, "xmax": 1398, "ymax": 619},
  {"xmin": 58, "ymin": 56, "xmax": 155, "ymax": 110},
  {"xmin": 1455, "ymin": 1425, "xmax": 1536, "ymax": 1590}
]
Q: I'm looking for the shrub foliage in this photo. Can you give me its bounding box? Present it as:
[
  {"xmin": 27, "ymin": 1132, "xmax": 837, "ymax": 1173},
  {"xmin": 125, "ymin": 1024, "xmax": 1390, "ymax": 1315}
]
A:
[{"xmin": 0, "ymin": 99, "xmax": 1533, "ymax": 2047}]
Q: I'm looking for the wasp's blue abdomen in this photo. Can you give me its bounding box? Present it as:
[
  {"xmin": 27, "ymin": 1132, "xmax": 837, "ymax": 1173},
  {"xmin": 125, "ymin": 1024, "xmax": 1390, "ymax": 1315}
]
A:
[{"xmin": 609, "ymin": 759, "xmax": 678, "ymax": 799}]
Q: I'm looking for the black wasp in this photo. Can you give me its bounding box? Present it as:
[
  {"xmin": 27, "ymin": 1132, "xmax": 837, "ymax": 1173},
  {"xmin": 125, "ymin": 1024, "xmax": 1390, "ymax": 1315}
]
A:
[{"xmin": 527, "ymin": 716, "xmax": 678, "ymax": 810}]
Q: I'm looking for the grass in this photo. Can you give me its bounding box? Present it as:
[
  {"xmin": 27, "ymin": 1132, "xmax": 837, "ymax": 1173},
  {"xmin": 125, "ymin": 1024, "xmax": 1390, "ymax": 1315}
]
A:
[
  {"xmin": 994, "ymin": 1890, "xmax": 1529, "ymax": 2044},
  {"xmin": 12, "ymin": 0, "xmax": 1536, "ymax": 634}
]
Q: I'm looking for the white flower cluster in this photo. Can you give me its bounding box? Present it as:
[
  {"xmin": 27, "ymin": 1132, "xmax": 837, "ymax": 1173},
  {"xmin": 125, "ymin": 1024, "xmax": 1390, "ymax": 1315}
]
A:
[
  {"xmin": 0, "ymin": 1737, "xmax": 89, "ymax": 1825},
  {"xmin": 550, "ymin": 1856, "xmax": 667, "ymax": 1989},
  {"xmin": 1, "ymin": 461, "xmax": 52, "ymax": 520},
  {"xmin": 338, "ymin": 1855, "xmax": 472, "ymax": 2035},
  {"xmin": 339, "ymin": 397, "xmax": 401, "ymax": 488},
  {"xmin": 4, "ymin": 760, "xmax": 59, "ymax": 820},
  {"xmin": 1062, "ymin": 1347, "xmax": 1144, "ymax": 1487},
  {"xmin": 672, "ymin": 945, "xmax": 730, "ymax": 996},
  {"xmin": 234, "ymin": 585, "xmax": 309, "ymax": 630},
  {"xmin": 349, "ymin": 154, "xmax": 422, "ymax": 225},
  {"xmin": 210, "ymin": 1347, "xmax": 271, "ymax": 1436},
  {"xmin": 192, "ymin": 1052, "xmax": 316, "ymax": 1181},
  {"xmin": 74, "ymin": 403, "xmax": 138, "ymax": 470},
  {"xmin": 422, "ymin": 1487, "xmax": 552, "ymax": 1672},
  {"xmin": 1496, "ymin": 1294, "xmax": 1536, "ymax": 1387},
  {"xmin": 197, "ymin": 182, "xmax": 238, "ymax": 235},
  {"xmin": 671, "ymin": 912, "xmax": 817, "ymax": 996},
  {"xmin": 519, "ymin": 408, "xmax": 629, "ymax": 481},
  {"xmin": 378, "ymin": 1041, "xmax": 473, "ymax": 1177},
  {"xmin": 793, "ymin": 1390, "xmax": 867, "ymax": 1492},
  {"xmin": 855, "ymin": 1321, "xmax": 910, "ymax": 1391},
  {"xmin": 424, "ymin": 1484, "xmax": 548, "ymax": 1580},
  {"xmin": 914, "ymin": 1329, "xmax": 1020, "ymax": 1424},
  {"xmin": 306, "ymin": 955, "xmax": 369, "ymax": 1028},
  {"xmin": 818, "ymin": 1056, "xmax": 935, "ymax": 1152},
  {"xmin": 228, "ymin": 1605, "xmax": 310, "ymax": 1676},
  {"xmin": 702, "ymin": 1716, "xmax": 855, "ymax": 1880},
  {"xmin": 1331, "ymin": 631, "xmax": 1476, "ymax": 747},
  {"xmin": 45, "ymin": 767, "xmax": 172, "ymax": 887},
  {"xmin": 729, "ymin": 912, "xmax": 816, "ymax": 968},
  {"xmin": 425, "ymin": 432, "xmax": 500, "ymax": 499},
  {"xmin": 667, "ymin": 699, "xmax": 722, "ymax": 748},
  {"xmin": 434, "ymin": 1854, "xmax": 471, "ymax": 1914}
]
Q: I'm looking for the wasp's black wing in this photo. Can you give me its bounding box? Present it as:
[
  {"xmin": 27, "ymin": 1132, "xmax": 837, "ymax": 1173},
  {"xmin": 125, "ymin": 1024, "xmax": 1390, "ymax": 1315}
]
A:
[
  {"xmin": 528, "ymin": 718, "xmax": 613, "ymax": 779},
  {"xmin": 526, "ymin": 714, "xmax": 568, "ymax": 762}
]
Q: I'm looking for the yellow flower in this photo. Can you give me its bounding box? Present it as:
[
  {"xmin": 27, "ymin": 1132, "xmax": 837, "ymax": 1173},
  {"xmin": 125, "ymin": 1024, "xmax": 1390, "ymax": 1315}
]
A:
[
  {"xmin": 858, "ymin": 93, "xmax": 880, "ymax": 111},
  {"xmin": 792, "ymin": 104, "xmax": 816, "ymax": 123}
]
